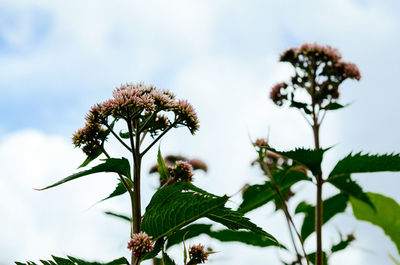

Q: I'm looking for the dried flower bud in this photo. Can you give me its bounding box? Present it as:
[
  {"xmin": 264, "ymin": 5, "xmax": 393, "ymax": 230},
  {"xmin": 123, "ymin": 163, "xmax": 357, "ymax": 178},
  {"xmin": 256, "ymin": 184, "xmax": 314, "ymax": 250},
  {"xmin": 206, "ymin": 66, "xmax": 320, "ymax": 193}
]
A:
[
  {"xmin": 253, "ymin": 138, "xmax": 268, "ymax": 148},
  {"xmin": 173, "ymin": 160, "xmax": 194, "ymax": 182},
  {"xmin": 347, "ymin": 233, "xmax": 356, "ymax": 241},
  {"xmin": 127, "ymin": 232, "xmax": 154, "ymax": 258},
  {"xmin": 188, "ymin": 244, "xmax": 209, "ymax": 264}
]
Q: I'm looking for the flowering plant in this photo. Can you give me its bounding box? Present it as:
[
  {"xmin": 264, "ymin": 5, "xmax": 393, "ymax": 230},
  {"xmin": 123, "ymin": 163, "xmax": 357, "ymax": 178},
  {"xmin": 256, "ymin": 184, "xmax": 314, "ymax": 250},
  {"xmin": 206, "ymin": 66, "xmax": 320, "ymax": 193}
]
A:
[
  {"xmin": 241, "ymin": 43, "xmax": 400, "ymax": 265},
  {"xmin": 18, "ymin": 83, "xmax": 278, "ymax": 265}
]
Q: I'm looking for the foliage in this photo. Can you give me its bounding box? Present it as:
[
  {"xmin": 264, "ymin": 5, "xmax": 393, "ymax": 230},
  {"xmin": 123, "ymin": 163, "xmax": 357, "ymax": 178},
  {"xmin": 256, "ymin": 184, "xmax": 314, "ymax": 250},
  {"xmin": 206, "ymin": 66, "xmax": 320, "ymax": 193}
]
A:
[{"xmin": 350, "ymin": 193, "xmax": 400, "ymax": 255}]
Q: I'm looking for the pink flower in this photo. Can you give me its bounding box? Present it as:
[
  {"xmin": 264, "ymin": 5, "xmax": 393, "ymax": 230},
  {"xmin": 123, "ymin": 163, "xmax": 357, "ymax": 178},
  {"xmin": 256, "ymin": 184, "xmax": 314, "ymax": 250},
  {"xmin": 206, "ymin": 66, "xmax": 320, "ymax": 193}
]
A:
[
  {"xmin": 270, "ymin": 82, "xmax": 288, "ymax": 106},
  {"xmin": 127, "ymin": 232, "xmax": 154, "ymax": 258},
  {"xmin": 175, "ymin": 99, "xmax": 200, "ymax": 134},
  {"xmin": 173, "ymin": 160, "xmax": 194, "ymax": 182}
]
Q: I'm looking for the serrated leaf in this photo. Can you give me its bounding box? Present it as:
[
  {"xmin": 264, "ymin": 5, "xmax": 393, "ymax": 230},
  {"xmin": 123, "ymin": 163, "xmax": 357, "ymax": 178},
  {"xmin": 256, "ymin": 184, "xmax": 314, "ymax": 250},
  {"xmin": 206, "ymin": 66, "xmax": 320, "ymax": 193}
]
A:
[
  {"xmin": 158, "ymin": 147, "xmax": 170, "ymax": 182},
  {"xmin": 166, "ymin": 224, "xmax": 212, "ymax": 249},
  {"xmin": 104, "ymin": 211, "xmax": 131, "ymax": 222},
  {"xmin": 238, "ymin": 182, "xmax": 275, "ymax": 213},
  {"xmin": 162, "ymin": 252, "xmax": 177, "ymax": 265},
  {"xmin": 350, "ymin": 192, "xmax": 400, "ymax": 255},
  {"xmin": 328, "ymin": 152, "xmax": 400, "ymax": 179},
  {"xmin": 208, "ymin": 230, "xmax": 282, "ymax": 248},
  {"xmin": 207, "ymin": 207, "xmax": 278, "ymax": 244},
  {"xmin": 36, "ymin": 158, "xmax": 131, "ymax": 191},
  {"xmin": 296, "ymin": 193, "xmax": 348, "ymax": 241},
  {"xmin": 15, "ymin": 256, "xmax": 129, "ymax": 265},
  {"xmin": 239, "ymin": 167, "xmax": 310, "ymax": 213},
  {"xmin": 141, "ymin": 182, "xmax": 228, "ymax": 240},
  {"xmin": 51, "ymin": 256, "xmax": 74, "ymax": 265},
  {"xmin": 267, "ymin": 147, "xmax": 326, "ymax": 176},
  {"xmin": 327, "ymin": 174, "xmax": 374, "ymax": 209}
]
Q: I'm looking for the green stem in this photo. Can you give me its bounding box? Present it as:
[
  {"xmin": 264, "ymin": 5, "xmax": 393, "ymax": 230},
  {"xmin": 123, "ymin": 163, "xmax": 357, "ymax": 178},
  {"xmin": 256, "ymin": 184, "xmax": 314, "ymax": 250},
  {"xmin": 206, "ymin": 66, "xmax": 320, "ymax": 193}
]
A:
[
  {"xmin": 105, "ymin": 123, "xmax": 132, "ymax": 152},
  {"xmin": 310, "ymin": 57, "xmax": 324, "ymax": 265},
  {"xmin": 260, "ymin": 161, "xmax": 310, "ymax": 265}
]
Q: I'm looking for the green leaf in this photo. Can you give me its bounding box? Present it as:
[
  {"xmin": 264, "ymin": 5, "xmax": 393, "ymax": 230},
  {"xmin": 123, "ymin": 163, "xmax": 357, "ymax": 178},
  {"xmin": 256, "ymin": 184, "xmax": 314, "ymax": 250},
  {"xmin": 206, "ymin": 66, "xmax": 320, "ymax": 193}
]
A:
[
  {"xmin": 238, "ymin": 167, "xmax": 310, "ymax": 213},
  {"xmin": 296, "ymin": 193, "xmax": 348, "ymax": 241},
  {"xmin": 207, "ymin": 207, "xmax": 278, "ymax": 244},
  {"xmin": 328, "ymin": 152, "xmax": 400, "ymax": 179},
  {"xmin": 97, "ymin": 181, "xmax": 128, "ymax": 204},
  {"xmin": 36, "ymin": 158, "xmax": 131, "ymax": 191},
  {"xmin": 324, "ymin": 102, "xmax": 346, "ymax": 111},
  {"xmin": 330, "ymin": 234, "xmax": 354, "ymax": 254},
  {"xmin": 208, "ymin": 230, "xmax": 282, "ymax": 248},
  {"xmin": 158, "ymin": 147, "xmax": 170, "ymax": 182},
  {"xmin": 15, "ymin": 256, "xmax": 129, "ymax": 265},
  {"xmin": 238, "ymin": 182, "xmax": 275, "ymax": 213},
  {"xmin": 104, "ymin": 211, "xmax": 131, "ymax": 222},
  {"xmin": 119, "ymin": 130, "xmax": 130, "ymax": 139},
  {"xmin": 350, "ymin": 192, "xmax": 400, "ymax": 255},
  {"xmin": 141, "ymin": 182, "xmax": 228, "ymax": 240},
  {"xmin": 78, "ymin": 148, "xmax": 103, "ymax": 168},
  {"xmin": 166, "ymin": 224, "xmax": 212, "ymax": 249},
  {"xmin": 267, "ymin": 147, "xmax": 326, "ymax": 176},
  {"xmin": 162, "ymin": 252, "xmax": 177, "ymax": 265},
  {"xmin": 290, "ymin": 101, "xmax": 312, "ymax": 114},
  {"xmin": 327, "ymin": 174, "xmax": 374, "ymax": 209}
]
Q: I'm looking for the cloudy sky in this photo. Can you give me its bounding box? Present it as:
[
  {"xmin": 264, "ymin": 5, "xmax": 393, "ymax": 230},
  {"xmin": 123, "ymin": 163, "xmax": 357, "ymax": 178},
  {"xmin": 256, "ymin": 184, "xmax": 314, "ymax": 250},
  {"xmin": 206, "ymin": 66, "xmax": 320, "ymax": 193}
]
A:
[{"xmin": 1, "ymin": 0, "xmax": 399, "ymax": 264}]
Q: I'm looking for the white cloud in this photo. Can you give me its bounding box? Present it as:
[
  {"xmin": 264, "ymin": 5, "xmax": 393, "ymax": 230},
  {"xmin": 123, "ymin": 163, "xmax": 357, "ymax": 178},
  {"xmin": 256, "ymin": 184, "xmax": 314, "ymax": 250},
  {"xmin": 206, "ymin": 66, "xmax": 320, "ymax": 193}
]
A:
[{"xmin": 0, "ymin": 130, "xmax": 133, "ymax": 263}]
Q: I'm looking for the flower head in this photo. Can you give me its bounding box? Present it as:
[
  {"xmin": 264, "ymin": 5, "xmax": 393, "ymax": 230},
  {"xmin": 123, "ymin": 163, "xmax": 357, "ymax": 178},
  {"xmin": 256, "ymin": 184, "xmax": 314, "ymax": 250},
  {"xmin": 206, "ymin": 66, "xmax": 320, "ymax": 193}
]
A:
[
  {"xmin": 127, "ymin": 232, "xmax": 154, "ymax": 258},
  {"xmin": 173, "ymin": 160, "xmax": 194, "ymax": 182},
  {"xmin": 274, "ymin": 43, "xmax": 361, "ymax": 109},
  {"xmin": 72, "ymin": 122, "xmax": 106, "ymax": 156},
  {"xmin": 270, "ymin": 82, "xmax": 288, "ymax": 106},
  {"xmin": 253, "ymin": 138, "xmax": 269, "ymax": 148},
  {"xmin": 188, "ymin": 244, "xmax": 209, "ymax": 264},
  {"xmin": 174, "ymin": 99, "xmax": 199, "ymax": 134}
]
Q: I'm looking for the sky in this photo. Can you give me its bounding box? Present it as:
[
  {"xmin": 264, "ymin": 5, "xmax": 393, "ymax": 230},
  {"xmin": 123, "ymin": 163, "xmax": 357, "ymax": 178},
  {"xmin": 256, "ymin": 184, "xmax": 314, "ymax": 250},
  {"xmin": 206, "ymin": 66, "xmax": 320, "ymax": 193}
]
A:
[{"xmin": 0, "ymin": 0, "xmax": 400, "ymax": 264}]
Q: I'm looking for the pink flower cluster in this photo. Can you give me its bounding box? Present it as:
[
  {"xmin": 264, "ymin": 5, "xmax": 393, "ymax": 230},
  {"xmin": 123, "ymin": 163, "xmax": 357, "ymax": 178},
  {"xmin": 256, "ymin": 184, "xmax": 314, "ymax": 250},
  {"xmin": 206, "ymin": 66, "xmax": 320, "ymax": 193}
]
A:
[
  {"xmin": 72, "ymin": 106, "xmax": 106, "ymax": 156},
  {"xmin": 73, "ymin": 82, "xmax": 200, "ymax": 156},
  {"xmin": 127, "ymin": 232, "xmax": 154, "ymax": 258},
  {"xmin": 270, "ymin": 82, "xmax": 288, "ymax": 106},
  {"xmin": 273, "ymin": 43, "xmax": 361, "ymax": 108},
  {"xmin": 172, "ymin": 160, "xmax": 194, "ymax": 182}
]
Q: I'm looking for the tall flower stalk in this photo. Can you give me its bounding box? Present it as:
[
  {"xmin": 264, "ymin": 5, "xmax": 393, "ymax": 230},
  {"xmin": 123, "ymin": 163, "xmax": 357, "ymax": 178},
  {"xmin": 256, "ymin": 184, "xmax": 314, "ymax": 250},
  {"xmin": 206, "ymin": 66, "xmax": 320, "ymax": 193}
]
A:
[
  {"xmin": 270, "ymin": 43, "xmax": 361, "ymax": 265},
  {"xmin": 72, "ymin": 82, "xmax": 199, "ymax": 264}
]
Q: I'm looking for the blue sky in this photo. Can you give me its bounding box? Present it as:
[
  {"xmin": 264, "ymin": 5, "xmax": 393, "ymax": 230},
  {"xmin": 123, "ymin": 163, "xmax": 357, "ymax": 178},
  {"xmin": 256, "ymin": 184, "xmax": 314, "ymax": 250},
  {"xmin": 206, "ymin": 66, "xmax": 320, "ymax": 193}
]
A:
[{"xmin": 1, "ymin": 0, "xmax": 400, "ymax": 264}]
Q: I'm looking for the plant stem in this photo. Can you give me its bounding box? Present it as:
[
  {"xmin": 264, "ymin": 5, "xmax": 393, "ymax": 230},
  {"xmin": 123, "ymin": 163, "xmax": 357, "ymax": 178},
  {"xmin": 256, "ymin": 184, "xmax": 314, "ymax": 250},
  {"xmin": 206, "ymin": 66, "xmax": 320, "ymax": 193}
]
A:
[
  {"xmin": 127, "ymin": 118, "xmax": 142, "ymax": 265},
  {"xmin": 285, "ymin": 211, "xmax": 303, "ymax": 265},
  {"xmin": 310, "ymin": 57, "xmax": 323, "ymax": 265},
  {"xmin": 313, "ymin": 123, "xmax": 323, "ymax": 265},
  {"xmin": 105, "ymin": 123, "xmax": 132, "ymax": 152},
  {"xmin": 260, "ymin": 161, "xmax": 310, "ymax": 265}
]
